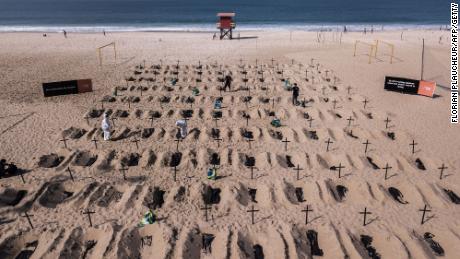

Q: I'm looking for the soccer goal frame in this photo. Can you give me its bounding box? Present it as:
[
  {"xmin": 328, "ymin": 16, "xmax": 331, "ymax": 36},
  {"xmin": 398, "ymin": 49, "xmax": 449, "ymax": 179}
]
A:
[
  {"xmin": 353, "ymin": 40, "xmax": 375, "ymax": 64},
  {"xmin": 97, "ymin": 42, "xmax": 117, "ymax": 66},
  {"xmin": 374, "ymin": 40, "xmax": 395, "ymax": 64}
]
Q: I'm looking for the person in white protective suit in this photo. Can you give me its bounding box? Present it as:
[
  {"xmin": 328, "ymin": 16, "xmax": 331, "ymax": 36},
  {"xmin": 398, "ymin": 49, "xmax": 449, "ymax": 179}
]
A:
[
  {"xmin": 175, "ymin": 119, "xmax": 187, "ymax": 139},
  {"xmin": 101, "ymin": 112, "xmax": 112, "ymax": 140}
]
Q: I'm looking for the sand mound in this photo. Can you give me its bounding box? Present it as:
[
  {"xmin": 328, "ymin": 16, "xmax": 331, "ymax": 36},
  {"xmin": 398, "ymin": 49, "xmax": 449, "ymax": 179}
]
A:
[
  {"xmin": 0, "ymin": 188, "xmax": 27, "ymax": 207},
  {"xmin": 72, "ymin": 150, "xmax": 98, "ymax": 166},
  {"xmin": 39, "ymin": 182, "xmax": 73, "ymax": 208},
  {"xmin": 38, "ymin": 153, "xmax": 64, "ymax": 168},
  {"xmin": 62, "ymin": 127, "xmax": 87, "ymax": 139}
]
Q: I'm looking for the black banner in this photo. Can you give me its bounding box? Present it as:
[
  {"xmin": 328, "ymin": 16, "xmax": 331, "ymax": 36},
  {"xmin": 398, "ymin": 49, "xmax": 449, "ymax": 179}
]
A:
[
  {"xmin": 42, "ymin": 79, "xmax": 92, "ymax": 97},
  {"xmin": 384, "ymin": 76, "xmax": 420, "ymax": 94}
]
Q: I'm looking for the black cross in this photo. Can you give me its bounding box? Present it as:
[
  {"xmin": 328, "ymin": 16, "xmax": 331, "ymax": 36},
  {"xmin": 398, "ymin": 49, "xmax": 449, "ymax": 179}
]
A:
[
  {"xmin": 91, "ymin": 138, "xmax": 98, "ymax": 149},
  {"xmin": 347, "ymin": 116, "xmax": 354, "ymax": 127},
  {"xmin": 213, "ymin": 117, "xmax": 220, "ymax": 127},
  {"xmin": 383, "ymin": 163, "xmax": 392, "ymax": 180},
  {"xmin": 362, "ymin": 139, "xmax": 370, "ymax": 154},
  {"xmin": 410, "ymin": 140, "xmax": 418, "ymax": 154},
  {"xmin": 213, "ymin": 137, "xmax": 223, "ymax": 148},
  {"xmin": 332, "ymin": 99, "xmax": 338, "ymax": 109},
  {"xmin": 246, "ymin": 138, "xmax": 254, "ymax": 149},
  {"xmin": 294, "ymin": 164, "xmax": 303, "ymax": 180},
  {"xmin": 17, "ymin": 169, "xmax": 25, "ymax": 184},
  {"xmin": 174, "ymin": 138, "xmax": 182, "ymax": 151},
  {"xmin": 272, "ymin": 98, "xmax": 275, "ymax": 108},
  {"xmin": 172, "ymin": 166, "xmax": 178, "ymax": 182},
  {"xmin": 363, "ymin": 98, "xmax": 369, "ymax": 109},
  {"xmin": 384, "ymin": 117, "xmax": 391, "ymax": 129},
  {"xmin": 60, "ymin": 137, "xmax": 69, "ymax": 149},
  {"xmin": 247, "ymin": 205, "xmax": 259, "ymax": 225},
  {"xmin": 325, "ymin": 138, "xmax": 333, "ymax": 152},
  {"xmin": 101, "ymin": 100, "xmax": 104, "ymax": 109},
  {"xmin": 201, "ymin": 203, "xmax": 212, "ymax": 222},
  {"xmin": 438, "ymin": 163, "xmax": 448, "ymax": 180},
  {"xmin": 82, "ymin": 209, "xmax": 96, "ymax": 227},
  {"xmin": 336, "ymin": 163, "xmax": 345, "ymax": 178},
  {"xmin": 308, "ymin": 117, "xmax": 314, "ymax": 128},
  {"xmin": 305, "ymin": 70, "xmax": 308, "ymax": 78},
  {"xmin": 245, "ymin": 116, "xmax": 250, "ymax": 127},
  {"xmin": 67, "ymin": 167, "xmax": 74, "ymax": 182},
  {"xmin": 248, "ymin": 166, "xmax": 256, "ymax": 180},
  {"xmin": 359, "ymin": 207, "xmax": 372, "ymax": 226},
  {"xmin": 282, "ymin": 138, "xmax": 290, "ymax": 152},
  {"xmin": 301, "ymin": 205, "xmax": 313, "ymax": 225},
  {"xmin": 131, "ymin": 138, "xmax": 140, "ymax": 149},
  {"xmin": 120, "ymin": 166, "xmax": 128, "ymax": 180},
  {"xmin": 22, "ymin": 212, "xmax": 34, "ymax": 229},
  {"xmin": 419, "ymin": 204, "xmax": 432, "ymax": 224},
  {"xmin": 347, "ymin": 86, "xmax": 352, "ymax": 95}
]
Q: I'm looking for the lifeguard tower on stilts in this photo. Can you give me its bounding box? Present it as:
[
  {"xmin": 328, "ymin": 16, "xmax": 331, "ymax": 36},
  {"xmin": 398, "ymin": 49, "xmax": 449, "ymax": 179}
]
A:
[{"xmin": 216, "ymin": 13, "xmax": 236, "ymax": 40}]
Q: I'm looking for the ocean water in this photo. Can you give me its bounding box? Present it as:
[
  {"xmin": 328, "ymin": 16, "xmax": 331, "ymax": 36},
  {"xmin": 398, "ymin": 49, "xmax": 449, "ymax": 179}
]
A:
[{"xmin": 0, "ymin": 0, "xmax": 452, "ymax": 32}]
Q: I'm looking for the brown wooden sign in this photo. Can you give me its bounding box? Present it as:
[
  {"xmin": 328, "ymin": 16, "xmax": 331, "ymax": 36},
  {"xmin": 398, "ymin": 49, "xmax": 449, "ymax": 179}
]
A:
[{"xmin": 42, "ymin": 79, "xmax": 93, "ymax": 97}]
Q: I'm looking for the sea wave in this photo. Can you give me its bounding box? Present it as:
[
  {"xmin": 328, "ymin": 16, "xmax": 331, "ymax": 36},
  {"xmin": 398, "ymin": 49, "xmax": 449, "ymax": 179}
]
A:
[{"xmin": 0, "ymin": 23, "xmax": 449, "ymax": 33}]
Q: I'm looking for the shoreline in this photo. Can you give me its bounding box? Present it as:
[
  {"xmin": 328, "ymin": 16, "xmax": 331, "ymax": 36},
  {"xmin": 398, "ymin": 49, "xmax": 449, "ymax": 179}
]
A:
[{"xmin": 0, "ymin": 24, "xmax": 450, "ymax": 33}]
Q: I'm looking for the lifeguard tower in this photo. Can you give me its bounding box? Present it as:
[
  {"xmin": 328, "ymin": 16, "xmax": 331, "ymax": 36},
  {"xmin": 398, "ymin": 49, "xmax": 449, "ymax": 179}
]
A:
[{"xmin": 216, "ymin": 13, "xmax": 236, "ymax": 40}]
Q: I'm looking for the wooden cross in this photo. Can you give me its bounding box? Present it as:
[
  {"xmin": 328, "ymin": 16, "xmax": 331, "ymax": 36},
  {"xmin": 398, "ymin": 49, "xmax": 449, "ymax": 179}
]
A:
[
  {"xmin": 301, "ymin": 205, "xmax": 313, "ymax": 225},
  {"xmin": 384, "ymin": 117, "xmax": 391, "ymax": 129},
  {"xmin": 347, "ymin": 116, "xmax": 354, "ymax": 126},
  {"xmin": 131, "ymin": 138, "xmax": 140, "ymax": 149},
  {"xmin": 245, "ymin": 116, "xmax": 250, "ymax": 127},
  {"xmin": 213, "ymin": 117, "xmax": 220, "ymax": 127},
  {"xmin": 82, "ymin": 209, "xmax": 96, "ymax": 227},
  {"xmin": 271, "ymin": 58, "xmax": 275, "ymax": 67},
  {"xmin": 213, "ymin": 137, "xmax": 223, "ymax": 148},
  {"xmin": 239, "ymin": 58, "xmax": 243, "ymax": 65},
  {"xmin": 172, "ymin": 166, "xmax": 178, "ymax": 182},
  {"xmin": 336, "ymin": 163, "xmax": 345, "ymax": 178},
  {"xmin": 347, "ymin": 86, "xmax": 352, "ymax": 95},
  {"xmin": 246, "ymin": 138, "xmax": 254, "ymax": 149},
  {"xmin": 282, "ymin": 138, "xmax": 290, "ymax": 152},
  {"xmin": 127, "ymin": 99, "xmax": 131, "ymax": 109},
  {"xmin": 247, "ymin": 205, "xmax": 259, "ymax": 225},
  {"xmin": 201, "ymin": 203, "xmax": 212, "ymax": 222},
  {"xmin": 140, "ymin": 86, "xmax": 144, "ymax": 96},
  {"xmin": 325, "ymin": 70, "xmax": 329, "ymax": 78},
  {"xmin": 120, "ymin": 166, "xmax": 128, "ymax": 180},
  {"xmin": 438, "ymin": 163, "xmax": 448, "ymax": 180},
  {"xmin": 308, "ymin": 117, "xmax": 314, "ymax": 128},
  {"xmin": 60, "ymin": 137, "xmax": 69, "ymax": 149},
  {"xmin": 255, "ymin": 59, "xmax": 258, "ymax": 67},
  {"xmin": 111, "ymin": 117, "xmax": 117, "ymax": 128},
  {"xmin": 17, "ymin": 169, "xmax": 25, "ymax": 184},
  {"xmin": 363, "ymin": 98, "xmax": 369, "ymax": 109},
  {"xmin": 383, "ymin": 163, "xmax": 392, "ymax": 180},
  {"xmin": 248, "ymin": 166, "xmax": 256, "ymax": 180},
  {"xmin": 91, "ymin": 138, "xmax": 98, "ymax": 149},
  {"xmin": 325, "ymin": 138, "xmax": 333, "ymax": 152},
  {"xmin": 294, "ymin": 164, "xmax": 303, "ymax": 180},
  {"xmin": 362, "ymin": 139, "xmax": 370, "ymax": 154},
  {"xmin": 272, "ymin": 98, "xmax": 275, "ymax": 108},
  {"xmin": 410, "ymin": 140, "xmax": 418, "ymax": 154},
  {"xmin": 174, "ymin": 138, "xmax": 182, "ymax": 151},
  {"xmin": 332, "ymin": 99, "xmax": 338, "ymax": 109},
  {"xmin": 22, "ymin": 211, "xmax": 34, "ymax": 229},
  {"xmin": 100, "ymin": 100, "xmax": 104, "ymax": 109},
  {"xmin": 67, "ymin": 167, "xmax": 74, "ymax": 182},
  {"xmin": 419, "ymin": 204, "xmax": 432, "ymax": 224},
  {"xmin": 359, "ymin": 207, "xmax": 372, "ymax": 226},
  {"xmin": 305, "ymin": 70, "xmax": 308, "ymax": 78},
  {"xmin": 84, "ymin": 115, "xmax": 90, "ymax": 124}
]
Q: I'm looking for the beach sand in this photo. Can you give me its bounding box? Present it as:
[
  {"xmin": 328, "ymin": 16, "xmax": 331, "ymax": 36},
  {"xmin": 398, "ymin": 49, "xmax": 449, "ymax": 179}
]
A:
[{"xmin": 0, "ymin": 29, "xmax": 458, "ymax": 258}]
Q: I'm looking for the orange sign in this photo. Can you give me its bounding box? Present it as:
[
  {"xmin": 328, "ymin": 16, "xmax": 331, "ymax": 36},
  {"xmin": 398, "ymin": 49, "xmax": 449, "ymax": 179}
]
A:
[{"xmin": 418, "ymin": 80, "xmax": 436, "ymax": 97}]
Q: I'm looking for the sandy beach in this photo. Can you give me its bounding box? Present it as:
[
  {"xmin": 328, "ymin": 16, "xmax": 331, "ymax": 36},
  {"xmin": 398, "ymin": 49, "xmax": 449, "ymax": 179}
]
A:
[{"xmin": 0, "ymin": 29, "xmax": 458, "ymax": 258}]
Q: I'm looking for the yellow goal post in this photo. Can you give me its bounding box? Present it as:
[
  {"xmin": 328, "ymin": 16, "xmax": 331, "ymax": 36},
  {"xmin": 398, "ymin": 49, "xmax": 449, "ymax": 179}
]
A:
[
  {"xmin": 374, "ymin": 40, "xmax": 395, "ymax": 64},
  {"xmin": 97, "ymin": 42, "xmax": 117, "ymax": 66},
  {"xmin": 353, "ymin": 40, "xmax": 376, "ymax": 64}
]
